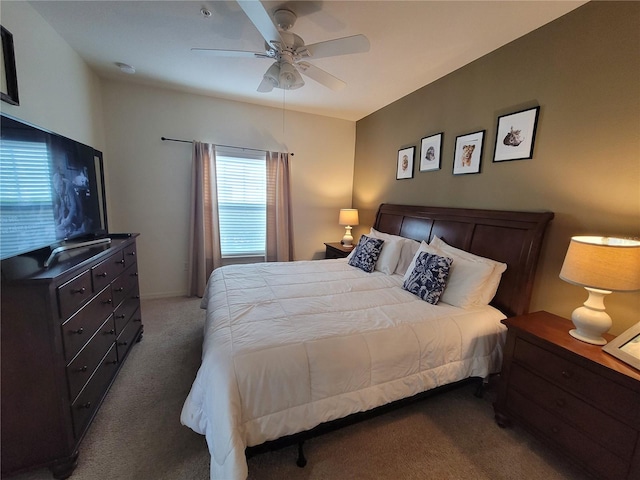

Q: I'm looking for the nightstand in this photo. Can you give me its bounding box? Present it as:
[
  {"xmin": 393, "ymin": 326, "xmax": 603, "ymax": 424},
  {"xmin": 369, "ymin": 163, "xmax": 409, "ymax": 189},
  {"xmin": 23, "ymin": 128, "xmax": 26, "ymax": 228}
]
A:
[
  {"xmin": 494, "ymin": 311, "xmax": 640, "ymax": 480},
  {"xmin": 324, "ymin": 242, "xmax": 353, "ymax": 259}
]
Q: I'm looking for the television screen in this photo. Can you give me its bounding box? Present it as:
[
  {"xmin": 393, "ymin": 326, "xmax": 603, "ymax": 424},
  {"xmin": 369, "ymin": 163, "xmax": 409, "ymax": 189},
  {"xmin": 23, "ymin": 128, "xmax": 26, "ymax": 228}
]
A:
[{"xmin": 0, "ymin": 114, "xmax": 107, "ymax": 260}]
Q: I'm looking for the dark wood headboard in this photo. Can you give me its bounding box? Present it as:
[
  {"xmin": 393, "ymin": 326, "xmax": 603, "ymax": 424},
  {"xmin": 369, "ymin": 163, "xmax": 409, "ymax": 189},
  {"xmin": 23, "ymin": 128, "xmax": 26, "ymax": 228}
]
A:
[{"xmin": 373, "ymin": 204, "xmax": 554, "ymax": 317}]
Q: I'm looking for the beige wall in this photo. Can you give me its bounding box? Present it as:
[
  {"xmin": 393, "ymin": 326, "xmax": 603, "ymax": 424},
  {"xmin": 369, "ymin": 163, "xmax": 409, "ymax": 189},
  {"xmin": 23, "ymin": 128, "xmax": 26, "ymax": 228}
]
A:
[
  {"xmin": 0, "ymin": 1, "xmax": 104, "ymax": 149},
  {"xmin": 353, "ymin": 2, "xmax": 640, "ymax": 334},
  {"xmin": 101, "ymin": 80, "xmax": 355, "ymax": 298}
]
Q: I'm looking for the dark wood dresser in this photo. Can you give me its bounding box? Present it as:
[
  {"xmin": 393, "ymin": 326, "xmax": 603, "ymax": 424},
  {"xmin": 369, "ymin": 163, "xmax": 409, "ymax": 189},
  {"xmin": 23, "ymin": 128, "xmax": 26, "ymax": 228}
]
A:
[
  {"xmin": 1, "ymin": 234, "xmax": 143, "ymax": 479},
  {"xmin": 494, "ymin": 311, "xmax": 640, "ymax": 480}
]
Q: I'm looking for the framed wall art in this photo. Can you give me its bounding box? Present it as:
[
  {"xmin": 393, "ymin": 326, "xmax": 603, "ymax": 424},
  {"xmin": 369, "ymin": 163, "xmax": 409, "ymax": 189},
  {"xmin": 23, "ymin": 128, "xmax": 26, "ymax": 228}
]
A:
[
  {"xmin": 396, "ymin": 146, "xmax": 415, "ymax": 180},
  {"xmin": 603, "ymin": 322, "xmax": 640, "ymax": 371},
  {"xmin": 453, "ymin": 130, "xmax": 484, "ymax": 175},
  {"xmin": 1, "ymin": 25, "xmax": 19, "ymax": 106},
  {"xmin": 419, "ymin": 133, "xmax": 443, "ymax": 172},
  {"xmin": 493, "ymin": 106, "xmax": 540, "ymax": 162}
]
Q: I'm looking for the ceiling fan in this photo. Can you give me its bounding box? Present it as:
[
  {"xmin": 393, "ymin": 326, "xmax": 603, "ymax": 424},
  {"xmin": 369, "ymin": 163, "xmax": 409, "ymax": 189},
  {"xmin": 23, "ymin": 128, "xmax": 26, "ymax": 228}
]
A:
[{"xmin": 192, "ymin": 0, "xmax": 370, "ymax": 93}]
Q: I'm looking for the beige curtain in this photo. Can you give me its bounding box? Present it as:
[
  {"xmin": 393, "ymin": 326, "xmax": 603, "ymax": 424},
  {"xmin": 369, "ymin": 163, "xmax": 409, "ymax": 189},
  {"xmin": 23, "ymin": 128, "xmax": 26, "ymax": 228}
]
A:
[
  {"xmin": 266, "ymin": 151, "xmax": 294, "ymax": 262},
  {"xmin": 187, "ymin": 142, "xmax": 221, "ymax": 297}
]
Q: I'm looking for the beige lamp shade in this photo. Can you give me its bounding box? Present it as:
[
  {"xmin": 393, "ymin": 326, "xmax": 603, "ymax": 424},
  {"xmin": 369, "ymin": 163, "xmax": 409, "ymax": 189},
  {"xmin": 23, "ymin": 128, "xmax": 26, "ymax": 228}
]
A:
[
  {"xmin": 560, "ymin": 236, "xmax": 640, "ymax": 292},
  {"xmin": 338, "ymin": 209, "xmax": 359, "ymax": 226}
]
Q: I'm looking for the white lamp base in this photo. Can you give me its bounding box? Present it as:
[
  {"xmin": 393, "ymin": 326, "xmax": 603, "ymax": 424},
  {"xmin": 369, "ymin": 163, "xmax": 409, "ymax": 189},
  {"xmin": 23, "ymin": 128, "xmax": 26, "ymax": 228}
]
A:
[
  {"xmin": 341, "ymin": 225, "xmax": 354, "ymax": 247},
  {"xmin": 569, "ymin": 287, "xmax": 612, "ymax": 345}
]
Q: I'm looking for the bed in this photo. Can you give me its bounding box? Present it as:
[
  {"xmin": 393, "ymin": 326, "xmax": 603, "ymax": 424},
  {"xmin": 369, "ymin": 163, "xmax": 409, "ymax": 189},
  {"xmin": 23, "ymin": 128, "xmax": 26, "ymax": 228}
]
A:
[{"xmin": 181, "ymin": 203, "xmax": 554, "ymax": 480}]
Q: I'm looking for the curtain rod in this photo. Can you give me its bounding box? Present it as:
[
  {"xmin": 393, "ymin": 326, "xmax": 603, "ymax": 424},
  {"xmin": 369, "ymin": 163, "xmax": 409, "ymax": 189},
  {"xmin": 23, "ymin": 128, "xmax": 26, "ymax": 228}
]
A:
[{"xmin": 161, "ymin": 136, "xmax": 293, "ymax": 156}]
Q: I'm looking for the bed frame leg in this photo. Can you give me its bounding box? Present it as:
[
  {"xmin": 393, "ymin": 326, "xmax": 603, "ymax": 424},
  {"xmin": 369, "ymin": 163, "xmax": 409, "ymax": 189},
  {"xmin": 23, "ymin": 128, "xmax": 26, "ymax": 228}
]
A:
[
  {"xmin": 296, "ymin": 441, "xmax": 307, "ymax": 468},
  {"xmin": 474, "ymin": 378, "xmax": 485, "ymax": 398}
]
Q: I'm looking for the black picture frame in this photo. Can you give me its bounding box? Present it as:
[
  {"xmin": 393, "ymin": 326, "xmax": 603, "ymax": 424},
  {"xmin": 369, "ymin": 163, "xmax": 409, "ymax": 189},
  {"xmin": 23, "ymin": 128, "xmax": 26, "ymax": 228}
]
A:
[
  {"xmin": 603, "ymin": 322, "xmax": 640, "ymax": 371},
  {"xmin": 453, "ymin": 130, "xmax": 484, "ymax": 175},
  {"xmin": 493, "ymin": 106, "xmax": 540, "ymax": 162},
  {"xmin": 419, "ymin": 133, "xmax": 443, "ymax": 172},
  {"xmin": 1, "ymin": 25, "xmax": 19, "ymax": 106},
  {"xmin": 396, "ymin": 146, "xmax": 415, "ymax": 180}
]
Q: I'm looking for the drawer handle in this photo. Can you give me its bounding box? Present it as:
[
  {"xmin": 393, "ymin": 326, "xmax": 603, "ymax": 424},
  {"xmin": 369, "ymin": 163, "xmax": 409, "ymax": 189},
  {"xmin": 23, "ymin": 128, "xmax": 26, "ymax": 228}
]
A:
[
  {"xmin": 551, "ymin": 426, "xmax": 560, "ymax": 434},
  {"xmin": 72, "ymin": 327, "xmax": 84, "ymax": 335},
  {"xmin": 106, "ymin": 359, "xmax": 118, "ymax": 366},
  {"xmin": 104, "ymin": 329, "xmax": 116, "ymax": 335},
  {"xmin": 96, "ymin": 272, "xmax": 108, "ymax": 278},
  {"xmin": 133, "ymin": 318, "xmax": 141, "ymax": 323},
  {"xmin": 114, "ymin": 287, "xmax": 124, "ymax": 293},
  {"xmin": 102, "ymin": 298, "xmax": 113, "ymax": 305},
  {"xmin": 118, "ymin": 341, "xmax": 128, "ymax": 347},
  {"xmin": 76, "ymin": 365, "xmax": 88, "ymax": 373},
  {"xmin": 116, "ymin": 314, "xmax": 126, "ymax": 319},
  {"xmin": 127, "ymin": 251, "xmax": 136, "ymax": 256},
  {"xmin": 133, "ymin": 295, "xmax": 140, "ymax": 300},
  {"xmin": 561, "ymin": 370, "xmax": 573, "ymax": 379},
  {"xmin": 71, "ymin": 287, "xmax": 86, "ymax": 295},
  {"xmin": 131, "ymin": 272, "xmax": 139, "ymax": 277},
  {"xmin": 116, "ymin": 259, "xmax": 125, "ymax": 265},
  {"xmin": 79, "ymin": 402, "xmax": 92, "ymax": 409}
]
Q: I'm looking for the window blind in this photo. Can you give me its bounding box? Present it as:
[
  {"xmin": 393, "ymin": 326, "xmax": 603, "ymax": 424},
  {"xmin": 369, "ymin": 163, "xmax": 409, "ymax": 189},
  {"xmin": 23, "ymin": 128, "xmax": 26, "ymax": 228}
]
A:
[
  {"xmin": 215, "ymin": 147, "xmax": 266, "ymax": 258},
  {"xmin": 0, "ymin": 139, "xmax": 56, "ymax": 258}
]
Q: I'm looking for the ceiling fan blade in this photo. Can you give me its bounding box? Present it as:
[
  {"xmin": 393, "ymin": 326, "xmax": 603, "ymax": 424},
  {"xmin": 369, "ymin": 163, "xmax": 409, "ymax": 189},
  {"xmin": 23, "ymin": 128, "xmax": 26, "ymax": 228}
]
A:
[
  {"xmin": 191, "ymin": 48, "xmax": 272, "ymax": 59},
  {"xmin": 296, "ymin": 62, "xmax": 346, "ymax": 91},
  {"xmin": 237, "ymin": 0, "xmax": 284, "ymax": 48},
  {"xmin": 304, "ymin": 34, "xmax": 370, "ymax": 59}
]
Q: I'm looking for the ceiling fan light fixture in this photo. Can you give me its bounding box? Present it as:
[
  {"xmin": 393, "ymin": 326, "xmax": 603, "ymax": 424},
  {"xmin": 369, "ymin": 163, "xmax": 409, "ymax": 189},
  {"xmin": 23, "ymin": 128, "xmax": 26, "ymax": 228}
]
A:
[
  {"xmin": 279, "ymin": 61, "xmax": 304, "ymax": 90},
  {"xmin": 264, "ymin": 62, "xmax": 281, "ymax": 88}
]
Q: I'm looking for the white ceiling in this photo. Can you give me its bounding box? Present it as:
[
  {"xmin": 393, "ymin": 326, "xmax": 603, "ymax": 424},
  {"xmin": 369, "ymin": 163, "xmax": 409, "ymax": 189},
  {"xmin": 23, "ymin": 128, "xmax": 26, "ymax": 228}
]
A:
[{"xmin": 29, "ymin": 0, "xmax": 586, "ymax": 121}]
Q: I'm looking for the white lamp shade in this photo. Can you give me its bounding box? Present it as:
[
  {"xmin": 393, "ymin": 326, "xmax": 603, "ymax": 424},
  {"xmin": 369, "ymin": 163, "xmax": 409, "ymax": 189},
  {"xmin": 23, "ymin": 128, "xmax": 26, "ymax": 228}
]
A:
[
  {"xmin": 560, "ymin": 236, "xmax": 640, "ymax": 292},
  {"xmin": 338, "ymin": 209, "xmax": 359, "ymax": 226}
]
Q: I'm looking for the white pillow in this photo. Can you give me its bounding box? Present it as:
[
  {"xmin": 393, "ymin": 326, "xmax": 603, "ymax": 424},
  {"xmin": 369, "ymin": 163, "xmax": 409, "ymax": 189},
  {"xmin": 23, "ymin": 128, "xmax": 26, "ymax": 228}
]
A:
[
  {"xmin": 430, "ymin": 236, "xmax": 507, "ymax": 305},
  {"xmin": 367, "ymin": 228, "xmax": 404, "ymax": 275},
  {"xmin": 368, "ymin": 228, "xmax": 422, "ymax": 276}
]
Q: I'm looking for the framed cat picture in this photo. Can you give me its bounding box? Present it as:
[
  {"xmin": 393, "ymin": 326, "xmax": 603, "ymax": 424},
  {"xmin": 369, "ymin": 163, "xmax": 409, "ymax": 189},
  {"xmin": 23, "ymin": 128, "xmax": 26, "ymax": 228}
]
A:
[{"xmin": 493, "ymin": 106, "xmax": 540, "ymax": 162}]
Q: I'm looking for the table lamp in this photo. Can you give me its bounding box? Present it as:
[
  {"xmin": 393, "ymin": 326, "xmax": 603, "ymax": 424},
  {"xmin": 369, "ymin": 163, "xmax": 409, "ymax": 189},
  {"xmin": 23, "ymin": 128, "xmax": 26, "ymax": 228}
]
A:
[
  {"xmin": 559, "ymin": 236, "xmax": 640, "ymax": 345},
  {"xmin": 338, "ymin": 209, "xmax": 359, "ymax": 247}
]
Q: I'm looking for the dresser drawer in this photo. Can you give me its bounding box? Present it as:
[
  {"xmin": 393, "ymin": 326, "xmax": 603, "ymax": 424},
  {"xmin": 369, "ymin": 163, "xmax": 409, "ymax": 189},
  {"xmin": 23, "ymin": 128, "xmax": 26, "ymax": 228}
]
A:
[
  {"xmin": 123, "ymin": 242, "xmax": 137, "ymax": 269},
  {"xmin": 508, "ymin": 388, "xmax": 629, "ymax": 480},
  {"xmin": 111, "ymin": 262, "xmax": 138, "ymax": 307},
  {"xmin": 66, "ymin": 315, "xmax": 117, "ymax": 402},
  {"xmin": 57, "ymin": 271, "xmax": 92, "ymax": 320},
  {"xmin": 113, "ymin": 286, "xmax": 140, "ymax": 334},
  {"xmin": 116, "ymin": 309, "xmax": 141, "ymax": 362},
  {"xmin": 91, "ymin": 250, "xmax": 126, "ymax": 293},
  {"xmin": 61, "ymin": 287, "xmax": 114, "ymax": 362},
  {"xmin": 510, "ymin": 362, "xmax": 637, "ymax": 460},
  {"xmin": 513, "ymin": 337, "xmax": 638, "ymax": 423},
  {"xmin": 71, "ymin": 344, "xmax": 119, "ymax": 439}
]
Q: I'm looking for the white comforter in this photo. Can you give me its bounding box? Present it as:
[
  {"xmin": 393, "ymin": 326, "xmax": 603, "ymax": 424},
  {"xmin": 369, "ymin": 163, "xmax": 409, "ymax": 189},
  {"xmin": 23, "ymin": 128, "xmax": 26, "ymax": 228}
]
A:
[{"xmin": 181, "ymin": 259, "xmax": 507, "ymax": 480}]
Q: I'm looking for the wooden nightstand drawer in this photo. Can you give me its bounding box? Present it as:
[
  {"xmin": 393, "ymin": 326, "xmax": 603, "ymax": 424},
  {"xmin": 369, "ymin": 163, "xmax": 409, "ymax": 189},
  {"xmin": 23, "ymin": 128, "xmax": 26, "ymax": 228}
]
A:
[
  {"xmin": 510, "ymin": 363, "xmax": 637, "ymax": 460},
  {"xmin": 508, "ymin": 388, "xmax": 629, "ymax": 480},
  {"xmin": 514, "ymin": 336, "xmax": 637, "ymax": 423},
  {"xmin": 324, "ymin": 242, "xmax": 352, "ymax": 259}
]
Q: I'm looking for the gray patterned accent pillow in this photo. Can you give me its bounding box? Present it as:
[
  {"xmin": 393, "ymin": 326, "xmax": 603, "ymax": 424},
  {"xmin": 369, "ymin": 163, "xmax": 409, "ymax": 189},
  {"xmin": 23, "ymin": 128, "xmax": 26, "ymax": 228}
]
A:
[
  {"xmin": 348, "ymin": 235, "xmax": 385, "ymax": 273},
  {"xmin": 402, "ymin": 251, "xmax": 453, "ymax": 304}
]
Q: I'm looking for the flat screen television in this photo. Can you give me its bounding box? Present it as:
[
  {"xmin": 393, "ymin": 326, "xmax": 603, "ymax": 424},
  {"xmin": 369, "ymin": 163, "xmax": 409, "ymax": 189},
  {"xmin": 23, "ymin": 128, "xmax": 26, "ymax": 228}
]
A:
[{"xmin": 0, "ymin": 113, "xmax": 108, "ymax": 261}]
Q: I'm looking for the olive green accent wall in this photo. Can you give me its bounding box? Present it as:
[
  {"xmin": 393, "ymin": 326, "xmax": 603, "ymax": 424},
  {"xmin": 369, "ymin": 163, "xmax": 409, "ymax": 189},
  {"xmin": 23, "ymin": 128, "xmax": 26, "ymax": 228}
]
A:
[{"xmin": 353, "ymin": 2, "xmax": 640, "ymax": 334}]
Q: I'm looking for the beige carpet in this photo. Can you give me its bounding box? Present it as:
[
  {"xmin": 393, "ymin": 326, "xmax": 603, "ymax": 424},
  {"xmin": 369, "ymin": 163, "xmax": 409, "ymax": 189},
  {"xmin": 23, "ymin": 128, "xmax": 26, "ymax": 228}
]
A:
[{"xmin": 9, "ymin": 297, "xmax": 590, "ymax": 480}]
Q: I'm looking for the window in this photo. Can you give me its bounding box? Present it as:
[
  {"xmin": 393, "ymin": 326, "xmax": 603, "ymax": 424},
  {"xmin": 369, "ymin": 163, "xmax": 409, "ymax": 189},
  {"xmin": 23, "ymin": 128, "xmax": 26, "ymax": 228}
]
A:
[
  {"xmin": 0, "ymin": 139, "xmax": 57, "ymax": 258},
  {"xmin": 215, "ymin": 147, "xmax": 266, "ymax": 258}
]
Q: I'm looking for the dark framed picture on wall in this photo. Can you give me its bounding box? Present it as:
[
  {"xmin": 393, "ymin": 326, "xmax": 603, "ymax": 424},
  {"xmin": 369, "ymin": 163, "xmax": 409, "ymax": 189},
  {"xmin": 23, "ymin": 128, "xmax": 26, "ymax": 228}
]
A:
[
  {"xmin": 493, "ymin": 106, "xmax": 540, "ymax": 162},
  {"xmin": 453, "ymin": 130, "xmax": 484, "ymax": 175},
  {"xmin": 396, "ymin": 146, "xmax": 415, "ymax": 180},
  {"xmin": 1, "ymin": 25, "xmax": 19, "ymax": 106},
  {"xmin": 419, "ymin": 133, "xmax": 443, "ymax": 172}
]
